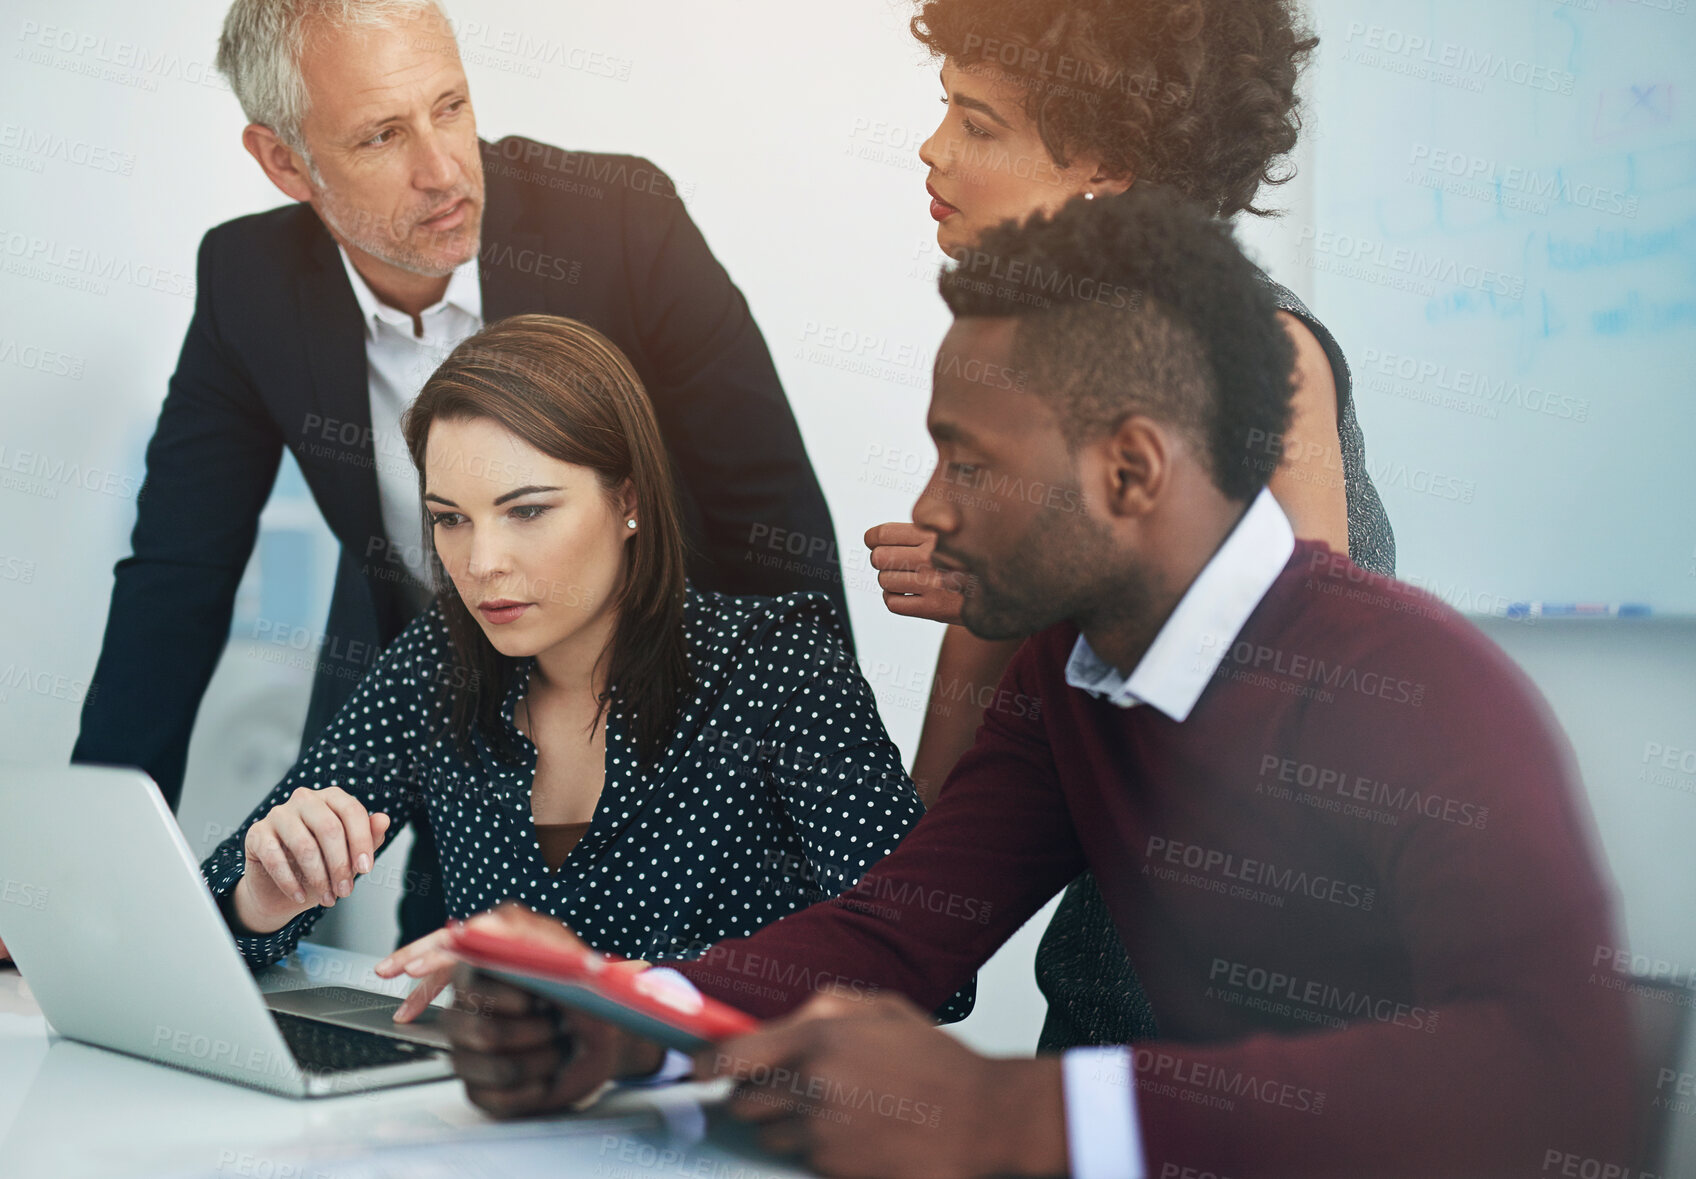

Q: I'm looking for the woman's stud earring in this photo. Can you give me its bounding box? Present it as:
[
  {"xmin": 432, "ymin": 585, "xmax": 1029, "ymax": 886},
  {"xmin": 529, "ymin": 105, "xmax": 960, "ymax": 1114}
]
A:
[
  {"xmin": 1083, "ymin": 191, "xmax": 1096, "ymax": 200},
  {"xmin": 626, "ymin": 519, "xmax": 637, "ymax": 529}
]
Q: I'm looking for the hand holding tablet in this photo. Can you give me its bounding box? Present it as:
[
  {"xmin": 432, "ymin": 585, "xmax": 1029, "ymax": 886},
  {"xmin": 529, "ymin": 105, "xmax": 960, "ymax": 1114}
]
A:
[
  {"xmin": 446, "ymin": 919, "xmax": 757, "ymax": 1053},
  {"xmin": 383, "ymin": 903, "xmax": 756, "ymax": 1118}
]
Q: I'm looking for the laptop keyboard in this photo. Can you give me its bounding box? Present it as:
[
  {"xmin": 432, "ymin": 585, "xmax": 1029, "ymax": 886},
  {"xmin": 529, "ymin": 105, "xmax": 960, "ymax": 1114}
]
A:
[{"xmin": 272, "ymin": 1010, "xmax": 443, "ymax": 1074}]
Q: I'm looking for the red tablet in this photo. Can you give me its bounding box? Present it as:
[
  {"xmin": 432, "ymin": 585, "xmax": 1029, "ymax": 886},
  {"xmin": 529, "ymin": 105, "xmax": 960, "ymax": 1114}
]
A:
[{"xmin": 446, "ymin": 923, "xmax": 759, "ymax": 1053}]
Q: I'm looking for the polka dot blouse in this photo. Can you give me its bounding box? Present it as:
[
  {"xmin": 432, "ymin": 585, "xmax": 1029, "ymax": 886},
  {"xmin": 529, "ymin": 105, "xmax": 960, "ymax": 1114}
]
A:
[{"xmin": 200, "ymin": 586, "xmax": 929, "ymax": 973}]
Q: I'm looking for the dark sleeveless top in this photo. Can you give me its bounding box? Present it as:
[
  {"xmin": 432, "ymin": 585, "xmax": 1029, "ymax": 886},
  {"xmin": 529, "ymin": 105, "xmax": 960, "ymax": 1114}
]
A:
[
  {"xmin": 1274, "ymin": 281, "xmax": 1397, "ymax": 577},
  {"xmin": 1032, "ymin": 276, "xmax": 1397, "ymax": 1052}
]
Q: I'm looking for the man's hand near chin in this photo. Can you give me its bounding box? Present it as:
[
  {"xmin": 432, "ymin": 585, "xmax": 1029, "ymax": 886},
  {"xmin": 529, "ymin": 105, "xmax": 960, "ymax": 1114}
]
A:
[
  {"xmin": 439, "ymin": 903, "xmax": 666, "ymax": 1117},
  {"xmin": 696, "ymin": 991, "xmax": 1069, "ymax": 1179}
]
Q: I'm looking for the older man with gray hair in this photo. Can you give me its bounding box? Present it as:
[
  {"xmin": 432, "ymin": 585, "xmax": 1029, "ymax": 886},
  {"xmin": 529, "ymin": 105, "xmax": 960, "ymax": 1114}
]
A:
[{"xmin": 69, "ymin": 0, "xmax": 850, "ymax": 953}]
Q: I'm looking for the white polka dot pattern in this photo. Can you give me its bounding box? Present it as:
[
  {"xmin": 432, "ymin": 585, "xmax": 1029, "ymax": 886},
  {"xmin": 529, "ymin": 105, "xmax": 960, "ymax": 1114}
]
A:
[{"xmin": 199, "ymin": 585, "xmax": 926, "ymax": 971}]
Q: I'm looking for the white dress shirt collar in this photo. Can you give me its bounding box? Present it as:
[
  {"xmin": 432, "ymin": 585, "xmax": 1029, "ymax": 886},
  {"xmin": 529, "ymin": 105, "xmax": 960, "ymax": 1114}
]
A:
[
  {"xmin": 336, "ymin": 245, "xmax": 482, "ymax": 338},
  {"xmin": 1063, "ymin": 486, "xmax": 1296, "ymax": 722}
]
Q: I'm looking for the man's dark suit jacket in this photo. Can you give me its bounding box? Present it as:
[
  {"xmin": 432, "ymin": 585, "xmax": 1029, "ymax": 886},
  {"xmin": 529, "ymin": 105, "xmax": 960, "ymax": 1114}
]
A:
[{"xmin": 73, "ymin": 136, "xmax": 852, "ymax": 945}]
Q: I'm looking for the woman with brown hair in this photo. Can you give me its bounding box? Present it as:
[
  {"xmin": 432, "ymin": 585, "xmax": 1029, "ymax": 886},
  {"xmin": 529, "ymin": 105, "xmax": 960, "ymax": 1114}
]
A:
[
  {"xmin": 868, "ymin": 0, "xmax": 1397, "ymax": 1051},
  {"xmin": 198, "ymin": 314, "xmax": 948, "ymax": 1019}
]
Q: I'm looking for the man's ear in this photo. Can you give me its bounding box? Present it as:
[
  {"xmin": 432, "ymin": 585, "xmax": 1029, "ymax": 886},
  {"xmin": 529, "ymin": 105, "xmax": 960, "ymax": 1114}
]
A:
[
  {"xmin": 241, "ymin": 124, "xmax": 316, "ymax": 204},
  {"xmin": 1100, "ymin": 415, "xmax": 1169, "ymax": 518}
]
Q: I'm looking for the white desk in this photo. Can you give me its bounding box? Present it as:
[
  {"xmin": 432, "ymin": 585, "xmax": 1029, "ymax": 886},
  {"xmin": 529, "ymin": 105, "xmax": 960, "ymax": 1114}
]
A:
[{"xmin": 0, "ymin": 943, "xmax": 812, "ymax": 1178}]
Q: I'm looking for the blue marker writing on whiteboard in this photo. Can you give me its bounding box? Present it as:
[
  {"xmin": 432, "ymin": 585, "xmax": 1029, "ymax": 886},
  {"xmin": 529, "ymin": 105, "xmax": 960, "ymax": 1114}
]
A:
[{"xmin": 1504, "ymin": 602, "xmax": 1652, "ymax": 619}]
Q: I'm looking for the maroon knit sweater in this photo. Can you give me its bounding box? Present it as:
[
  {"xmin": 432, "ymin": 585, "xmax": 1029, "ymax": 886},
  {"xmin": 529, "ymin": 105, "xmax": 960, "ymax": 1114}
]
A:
[{"xmin": 677, "ymin": 542, "xmax": 1633, "ymax": 1177}]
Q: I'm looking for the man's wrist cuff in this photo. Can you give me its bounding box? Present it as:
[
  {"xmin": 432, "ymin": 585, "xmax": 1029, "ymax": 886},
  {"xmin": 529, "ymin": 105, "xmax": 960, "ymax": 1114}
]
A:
[
  {"xmin": 617, "ymin": 968, "xmax": 700, "ymax": 1086},
  {"xmin": 621, "ymin": 1048, "xmax": 694, "ymax": 1087}
]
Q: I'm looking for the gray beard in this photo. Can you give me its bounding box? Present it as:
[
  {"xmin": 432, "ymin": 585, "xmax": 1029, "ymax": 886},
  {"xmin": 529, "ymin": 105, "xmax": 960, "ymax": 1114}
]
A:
[{"xmin": 315, "ymin": 186, "xmax": 475, "ymax": 278}]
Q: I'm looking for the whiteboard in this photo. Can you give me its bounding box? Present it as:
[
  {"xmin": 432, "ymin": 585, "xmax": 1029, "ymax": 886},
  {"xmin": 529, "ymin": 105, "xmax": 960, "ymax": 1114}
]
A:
[{"xmin": 1302, "ymin": 0, "xmax": 1696, "ymax": 614}]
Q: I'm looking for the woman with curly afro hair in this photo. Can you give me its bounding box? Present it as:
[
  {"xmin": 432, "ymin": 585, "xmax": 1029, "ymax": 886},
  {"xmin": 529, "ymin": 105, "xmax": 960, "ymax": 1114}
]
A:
[{"xmin": 864, "ymin": 0, "xmax": 1397, "ymax": 1053}]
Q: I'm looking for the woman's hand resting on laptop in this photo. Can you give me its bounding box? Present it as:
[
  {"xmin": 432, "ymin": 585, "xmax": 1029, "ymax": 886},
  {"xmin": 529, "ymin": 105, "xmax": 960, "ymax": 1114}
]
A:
[
  {"xmin": 229, "ymin": 785, "xmax": 390, "ymax": 936},
  {"xmin": 378, "ymin": 903, "xmax": 665, "ymax": 1115}
]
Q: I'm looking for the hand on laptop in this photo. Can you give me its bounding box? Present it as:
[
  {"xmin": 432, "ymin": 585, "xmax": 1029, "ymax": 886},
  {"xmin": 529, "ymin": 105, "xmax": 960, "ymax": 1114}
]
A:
[
  {"xmin": 376, "ymin": 923, "xmax": 463, "ymax": 1022},
  {"xmin": 864, "ymin": 522, "xmax": 966, "ymax": 624},
  {"xmin": 376, "ymin": 906, "xmax": 649, "ymax": 1025},
  {"xmin": 434, "ymin": 903, "xmax": 666, "ymax": 1116},
  {"xmin": 230, "ymin": 785, "xmax": 391, "ymax": 935}
]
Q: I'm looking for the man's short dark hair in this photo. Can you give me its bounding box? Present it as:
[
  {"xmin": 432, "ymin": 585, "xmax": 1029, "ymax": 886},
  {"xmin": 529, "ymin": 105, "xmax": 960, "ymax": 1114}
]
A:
[{"xmin": 937, "ymin": 185, "xmax": 1296, "ymax": 502}]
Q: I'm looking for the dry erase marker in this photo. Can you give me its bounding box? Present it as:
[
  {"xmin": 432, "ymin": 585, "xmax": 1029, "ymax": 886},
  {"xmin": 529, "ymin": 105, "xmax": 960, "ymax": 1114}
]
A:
[{"xmin": 1504, "ymin": 602, "xmax": 1651, "ymax": 619}]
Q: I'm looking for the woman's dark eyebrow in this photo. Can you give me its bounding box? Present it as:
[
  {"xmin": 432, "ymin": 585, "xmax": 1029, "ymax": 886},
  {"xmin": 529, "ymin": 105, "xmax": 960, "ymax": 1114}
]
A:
[
  {"xmin": 423, "ymin": 486, "xmax": 562, "ymax": 508},
  {"xmin": 494, "ymin": 485, "xmax": 561, "ymax": 505},
  {"xmin": 940, "ymin": 68, "xmax": 1013, "ymax": 129}
]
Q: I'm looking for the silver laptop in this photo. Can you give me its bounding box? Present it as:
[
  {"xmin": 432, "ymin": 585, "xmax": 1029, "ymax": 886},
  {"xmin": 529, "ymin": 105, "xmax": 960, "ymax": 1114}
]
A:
[{"xmin": 0, "ymin": 764, "xmax": 455, "ymax": 1097}]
